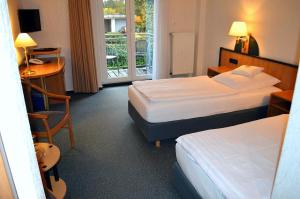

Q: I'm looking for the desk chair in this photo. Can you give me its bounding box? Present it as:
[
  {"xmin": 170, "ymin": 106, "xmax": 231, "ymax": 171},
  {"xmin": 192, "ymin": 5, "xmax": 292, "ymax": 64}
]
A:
[{"xmin": 22, "ymin": 80, "xmax": 75, "ymax": 148}]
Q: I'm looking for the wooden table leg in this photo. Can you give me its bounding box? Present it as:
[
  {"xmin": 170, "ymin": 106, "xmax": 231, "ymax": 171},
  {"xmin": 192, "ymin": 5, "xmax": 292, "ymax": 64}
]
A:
[
  {"xmin": 53, "ymin": 165, "xmax": 60, "ymax": 181},
  {"xmin": 40, "ymin": 77, "xmax": 49, "ymax": 110},
  {"xmin": 44, "ymin": 171, "xmax": 53, "ymax": 191}
]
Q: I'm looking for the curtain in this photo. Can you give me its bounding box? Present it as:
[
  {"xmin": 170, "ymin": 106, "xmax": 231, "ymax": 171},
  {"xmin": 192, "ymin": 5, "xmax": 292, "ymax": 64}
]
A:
[
  {"xmin": 69, "ymin": 0, "xmax": 99, "ymax": 93},
  {"xmin": 152, "ymin": 0, "xmax": 170, "ymax": 80}
]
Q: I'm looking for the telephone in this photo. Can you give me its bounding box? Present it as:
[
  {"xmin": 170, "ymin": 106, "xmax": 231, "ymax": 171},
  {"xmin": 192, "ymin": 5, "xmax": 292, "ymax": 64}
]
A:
[{"xmin": 29, "ymin": 58, "xmax": 44, "ymax": 65}]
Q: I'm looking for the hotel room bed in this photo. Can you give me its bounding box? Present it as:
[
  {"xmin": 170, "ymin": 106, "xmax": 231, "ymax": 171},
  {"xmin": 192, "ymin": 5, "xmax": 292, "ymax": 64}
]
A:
[
  {"xmin": 128, "ymin": 48, "xmax": 297, "ymax": 146},
  {"xmin": 173, "ymin": 114, "xmax": 289, "ymax": 199},
  {"xmin": 128, "ymin": 83, "xmax": 279, "ymax": 145}
]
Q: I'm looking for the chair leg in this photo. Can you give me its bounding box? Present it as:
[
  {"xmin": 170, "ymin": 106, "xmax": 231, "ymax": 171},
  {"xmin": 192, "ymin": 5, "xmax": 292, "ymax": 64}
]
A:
[{"xmin": 68, "ymin": 118, "xmax": 75, "ymax": 148}]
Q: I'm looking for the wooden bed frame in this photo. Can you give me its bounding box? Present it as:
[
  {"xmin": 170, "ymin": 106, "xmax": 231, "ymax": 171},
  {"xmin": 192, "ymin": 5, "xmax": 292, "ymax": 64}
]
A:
[
  {"xmin": 129, "ymin": 47, "xmax": 298, "ymax": 147},
  {"xmin": 219, "ymin": 47, "xmax": 298, "ymax": 90}
]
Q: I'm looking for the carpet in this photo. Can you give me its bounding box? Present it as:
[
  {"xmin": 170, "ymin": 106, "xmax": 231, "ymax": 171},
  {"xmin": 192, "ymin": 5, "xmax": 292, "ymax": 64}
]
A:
[{"xmin": 52, "ymin": 86, "xmax": 180, "ymax": 199}]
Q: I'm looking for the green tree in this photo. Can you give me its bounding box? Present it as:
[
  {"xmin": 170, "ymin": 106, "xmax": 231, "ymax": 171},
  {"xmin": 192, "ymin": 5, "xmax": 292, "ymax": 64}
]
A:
[{"xmin": 103, "ymin": 0, "xmax": 126, "ymax": 15}]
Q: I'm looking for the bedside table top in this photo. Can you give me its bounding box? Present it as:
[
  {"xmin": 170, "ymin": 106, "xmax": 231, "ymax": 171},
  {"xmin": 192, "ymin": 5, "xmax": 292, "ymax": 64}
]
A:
[
  {"xmin": 271, "ymin": 90, "xmax": 294, "ymax": 102},
  {"xmin": 208, "ymin": 65, "xmax": 237, "ymax": 73}
]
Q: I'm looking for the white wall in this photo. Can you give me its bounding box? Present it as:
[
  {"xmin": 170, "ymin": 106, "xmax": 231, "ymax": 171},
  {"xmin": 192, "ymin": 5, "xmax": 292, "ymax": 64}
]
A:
[
  {"xmin": 272, "ymin": 60, "xmax": 300, "ymax": 198},
  {"xmin": 197, "ymin": 0, "xmax": 300, "ymax": 75},
  {"xmin": 1, "ymin": 0, "xmax": 45, "ymax": 197},
  {"xmin": 157, "ymin": 0, "xmax": 199, "ymax": 78},
  {"xmin": 18, "ymin": 0, "xmax": 73, "ymax": 91},
  {"xmin": 168, "ymin": 0, "xmax": 197, "ymax": 33}
]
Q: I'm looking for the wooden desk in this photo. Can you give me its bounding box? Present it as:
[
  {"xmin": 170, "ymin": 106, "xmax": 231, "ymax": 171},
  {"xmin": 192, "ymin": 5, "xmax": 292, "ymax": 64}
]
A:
[
  {"xmin": 20, "ymin": 58, "xmax": 66, "ymax": 108},
  {"xmin": 20, "ymin": 58, "xmax": 64, "ymax": 78}
]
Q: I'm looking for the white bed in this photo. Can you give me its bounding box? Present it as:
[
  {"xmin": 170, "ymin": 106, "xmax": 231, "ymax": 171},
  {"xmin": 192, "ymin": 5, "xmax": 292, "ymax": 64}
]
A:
[
  {"xmin": 176, "ymin": 114, "xmax": 289, "ymax": 199},
  {"xmin": 129, "ymin": 75, "xmax": 281, "ymax": 123},
  {"xmin": 128, "ymin": 69, "xmax": 283, "ymax": 146}
]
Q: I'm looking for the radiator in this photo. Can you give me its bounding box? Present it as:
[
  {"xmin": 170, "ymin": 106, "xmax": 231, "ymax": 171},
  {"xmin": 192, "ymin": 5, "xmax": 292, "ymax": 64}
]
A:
[{"xmin": 170, "ymin": 32, "xmax": 195, "ymax": 75}]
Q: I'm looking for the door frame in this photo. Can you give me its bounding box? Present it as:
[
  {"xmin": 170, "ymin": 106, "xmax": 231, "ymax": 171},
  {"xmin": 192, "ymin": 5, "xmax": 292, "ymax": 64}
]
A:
[{"xmin": 95, "ymin": 0, "xmax": 152, "ymax": 84}]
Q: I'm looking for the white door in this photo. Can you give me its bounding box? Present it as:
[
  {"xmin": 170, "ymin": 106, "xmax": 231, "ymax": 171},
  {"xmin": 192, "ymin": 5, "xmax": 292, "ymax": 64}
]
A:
[{"xmin": 101, "ymin": 0, "xmax": 154, "ymax": 84}]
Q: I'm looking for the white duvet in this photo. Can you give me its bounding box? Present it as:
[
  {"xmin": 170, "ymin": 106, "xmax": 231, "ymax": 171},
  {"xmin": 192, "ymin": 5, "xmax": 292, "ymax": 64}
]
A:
[
  {"xmin": 176, "ymin": 114, "xmax": 289, "ymax": 199},
  {"xmin": 132, "ymin": 76, "xmax": 237, "ymax": 102}
]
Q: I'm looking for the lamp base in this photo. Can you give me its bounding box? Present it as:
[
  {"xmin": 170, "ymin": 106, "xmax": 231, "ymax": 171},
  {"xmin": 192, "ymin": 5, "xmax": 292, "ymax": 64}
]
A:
[
  {"xmin": 23, "ymin": 70, "xmax": 35, "ymax": 75},
  {"xmin": 234, "ymin": 39, "xmax": 243, "ymax": 53}
]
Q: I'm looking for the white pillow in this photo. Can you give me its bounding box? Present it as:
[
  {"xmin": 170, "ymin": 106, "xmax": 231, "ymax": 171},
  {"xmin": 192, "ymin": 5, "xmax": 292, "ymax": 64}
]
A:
[
  {"xmin": 232, "ymin": 65, "xmax": 264, "ymax": 77},
  {"xmin": 212, "ymin": 71, "xmax": 280, "ymax": 91}
]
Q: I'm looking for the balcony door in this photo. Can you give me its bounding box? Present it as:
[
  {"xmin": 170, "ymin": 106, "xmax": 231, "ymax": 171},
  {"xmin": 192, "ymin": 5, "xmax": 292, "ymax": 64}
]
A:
[{"xmin": 101, "ymin": 0, "xmax": 154, "ymax": 84}]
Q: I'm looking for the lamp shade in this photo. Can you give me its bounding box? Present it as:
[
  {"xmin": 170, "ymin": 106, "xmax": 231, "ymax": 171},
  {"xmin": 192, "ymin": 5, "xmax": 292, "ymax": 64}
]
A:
[
  {"xmin": 228, "ymin": 21, "xmax": 248, "ymax": 37},
  {"xmin": 15, "ymin": 33, "xmax": 37, "ymax": 48}
]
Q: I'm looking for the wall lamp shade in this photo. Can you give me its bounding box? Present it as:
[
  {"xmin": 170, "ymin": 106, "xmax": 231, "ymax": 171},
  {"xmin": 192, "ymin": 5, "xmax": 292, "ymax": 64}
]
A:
[
  {"xmin": 228, "ymin": 21, "xmax": 259, "ymax": 56},
  {"xmin": 15, "ymin": 33, "xmax": 37, "ymax": 75},
  {"xmin": 15, "ymin": 33, "xmax": 37, "ymax": 48},
  {"xmin": 228, "ymin": 21, "xmax": 248, "ymax": 54},
  {"xmin": 228, "ymin": 21, "xmax": 248, "ymax": 37}
]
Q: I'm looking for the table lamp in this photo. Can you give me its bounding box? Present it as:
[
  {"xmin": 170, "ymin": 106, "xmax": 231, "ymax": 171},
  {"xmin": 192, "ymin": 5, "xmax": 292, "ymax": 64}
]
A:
[
  {"xmin": 15, "ymin": 33, "xmax": 37, "ymax": 75},
  {"xmin": 228, "ymin": 21, "xmax": 248, "ymax": 53}
]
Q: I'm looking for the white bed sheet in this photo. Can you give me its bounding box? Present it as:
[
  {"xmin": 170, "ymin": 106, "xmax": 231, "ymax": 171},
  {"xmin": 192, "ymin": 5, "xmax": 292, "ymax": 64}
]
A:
[
  {"xmin": 132, "ymin": 76, "xmax": 237, "ymax": 102},
  {"xmin": 128, "ymin": 85, "xmax": 281, "ymax": 123},
  {"xmin": 176, "ymin": 114, "xmax": 289, "ymax": 199},
  {"xmin": 176, "ymin": 144, "xmax": 225, "ymax": 199}
]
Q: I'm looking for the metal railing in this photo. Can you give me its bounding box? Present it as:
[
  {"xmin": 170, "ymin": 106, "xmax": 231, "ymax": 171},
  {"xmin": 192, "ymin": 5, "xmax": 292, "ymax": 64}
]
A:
[{"xmin": 105, "ymin": 33, "xmax": 153, "ymax": 74}]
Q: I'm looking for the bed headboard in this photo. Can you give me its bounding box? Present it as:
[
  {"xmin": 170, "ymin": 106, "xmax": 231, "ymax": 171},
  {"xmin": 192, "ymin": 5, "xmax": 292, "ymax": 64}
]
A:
[{"xmin": 218, "ymin": 47, "xmax": 298, "ymax": 90}]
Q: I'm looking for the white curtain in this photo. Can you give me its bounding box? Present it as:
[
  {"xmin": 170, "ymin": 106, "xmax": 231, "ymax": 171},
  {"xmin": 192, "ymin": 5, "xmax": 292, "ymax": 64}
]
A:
[
  {"xmin": 90, "ymin": 0, "xmax": 105, "ymax": 88},
  {"xmin": 152, "ymin": 0, "xmax": 170, "ymax": 80}
]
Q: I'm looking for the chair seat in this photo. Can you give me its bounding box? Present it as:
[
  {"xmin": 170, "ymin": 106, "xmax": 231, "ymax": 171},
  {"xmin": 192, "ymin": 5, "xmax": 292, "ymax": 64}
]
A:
[{"xmin": 30, "ymin": 111, "xmax": 65, "ymax": 132}]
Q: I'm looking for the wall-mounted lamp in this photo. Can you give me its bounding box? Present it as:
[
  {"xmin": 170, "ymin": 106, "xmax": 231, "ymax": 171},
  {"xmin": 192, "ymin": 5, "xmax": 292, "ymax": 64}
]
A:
[
  {"xmin": 228, "ymin": 21, "xmax": 248, "ymax": 53},
  {"xmin": 228, "ymin": 21, "xmax": 259, "ymax": 56}
]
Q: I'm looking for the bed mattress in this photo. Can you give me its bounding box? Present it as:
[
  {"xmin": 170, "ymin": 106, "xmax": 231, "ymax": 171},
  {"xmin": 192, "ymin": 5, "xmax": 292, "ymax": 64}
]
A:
[
  {"xmin": 176, "ymin": 114, "xmax": 289, "ymax": 199},
  {"xmin": 128, "ymin": 85, "xmax": 281, "ymax": 123}
]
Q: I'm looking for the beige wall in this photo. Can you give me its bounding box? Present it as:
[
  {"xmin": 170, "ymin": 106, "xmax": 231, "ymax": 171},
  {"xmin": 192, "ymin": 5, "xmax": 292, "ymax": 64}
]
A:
[
  {"xmin": 8, "ymin": 0, "xmax": 22, "ymax": 65},
  {"xmin": 18, "ymin": 0, "xmax": 199, "ymax": 86},
  {"xmin": 15, "ymin": 0, "xmax": 300, "ymax": 85},
  {"xmin": 168, "ymin": 0, "xmax": 198, "ymax": 33},
  {"xmin": 197, "ymin": 0, "xmax": 300, "ymax": 75},
  {"xmin": 18, "ymin": 0, "xmax": 73, "ymax": 91}
]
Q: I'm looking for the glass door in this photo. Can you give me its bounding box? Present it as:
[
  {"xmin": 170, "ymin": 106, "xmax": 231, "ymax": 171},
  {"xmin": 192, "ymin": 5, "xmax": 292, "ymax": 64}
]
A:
[
  {"xmin": 133, "ymin": 0, "xmax": 154, "ymax": 79},
  {"xmin": 103, "ymin": 0, "xmax": 130, "ymax": 83},
  {"xmin": 102, "ymin": 0, "xmax": 154, "ymax": 83}
]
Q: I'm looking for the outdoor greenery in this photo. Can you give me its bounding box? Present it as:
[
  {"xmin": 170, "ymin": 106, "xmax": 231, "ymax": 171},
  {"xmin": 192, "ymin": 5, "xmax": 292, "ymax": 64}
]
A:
[
  {"xmin": 103, "ymin": 0, "xmax": 154, "ymax": 71},
  {"xmin": 105, "ymin": 32, "xmax": 153, "ymax": 69},
  {"xmin": 103, "ymin": 0, "xmax": 125, "ymax": 15}
]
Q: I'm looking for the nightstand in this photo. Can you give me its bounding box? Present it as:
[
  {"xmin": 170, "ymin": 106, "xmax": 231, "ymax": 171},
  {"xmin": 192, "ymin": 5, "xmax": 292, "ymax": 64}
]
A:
[
  {"xmin": 207, "ymin": 66, "xmax": 237, "ymax": 77},
  {"xmin": 268, "ymin": 90, "xmax": 294, "ymax": 117}
]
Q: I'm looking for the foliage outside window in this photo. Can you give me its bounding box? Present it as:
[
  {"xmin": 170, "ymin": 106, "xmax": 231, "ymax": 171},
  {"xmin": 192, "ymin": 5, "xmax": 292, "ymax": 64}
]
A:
[{"xmin": 103, "ymin": 0, "xmax": 154, "ymax": 70}]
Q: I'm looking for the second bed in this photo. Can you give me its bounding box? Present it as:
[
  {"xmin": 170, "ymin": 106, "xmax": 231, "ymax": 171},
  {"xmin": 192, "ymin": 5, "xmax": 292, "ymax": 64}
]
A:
[{"xmin": 129, "ymin": 72, "xmax": 281, "ymax": 146}]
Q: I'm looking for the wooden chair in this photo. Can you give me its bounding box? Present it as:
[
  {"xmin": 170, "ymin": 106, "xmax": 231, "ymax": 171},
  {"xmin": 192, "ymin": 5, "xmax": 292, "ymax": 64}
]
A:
[{"xmin": 22, "ymin": 80, "xmax": 75, "ymax": 148}]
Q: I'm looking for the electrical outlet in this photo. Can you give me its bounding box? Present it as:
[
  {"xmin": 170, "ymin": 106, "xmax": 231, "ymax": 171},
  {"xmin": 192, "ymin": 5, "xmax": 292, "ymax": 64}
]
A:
[{"xmin": 229, "ymin": 58, "xmax": 238, "ymax": 64}]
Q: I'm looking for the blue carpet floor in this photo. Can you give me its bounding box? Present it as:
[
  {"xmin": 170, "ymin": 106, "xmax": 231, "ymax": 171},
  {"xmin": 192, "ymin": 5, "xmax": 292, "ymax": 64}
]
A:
[{"xmin": 53, "ymin": 86, "xmax": 180, "ymax": 199}]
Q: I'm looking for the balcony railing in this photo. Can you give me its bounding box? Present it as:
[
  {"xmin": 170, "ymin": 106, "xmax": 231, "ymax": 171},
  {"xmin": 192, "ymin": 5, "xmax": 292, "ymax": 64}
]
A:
[{"xmin": 105, "ymin": 32, "xmax": 153, "ymax": 77}]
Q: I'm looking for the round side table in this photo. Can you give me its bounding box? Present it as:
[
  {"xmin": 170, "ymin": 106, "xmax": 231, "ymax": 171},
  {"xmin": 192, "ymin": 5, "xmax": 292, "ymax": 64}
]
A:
[{"xmin": 35, "ymin": 143, "xmax": 67, "ymax": 198}]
